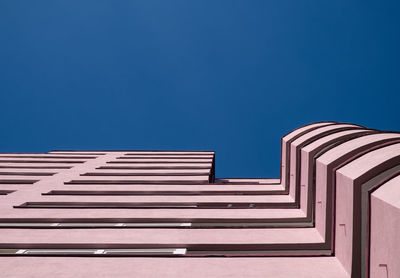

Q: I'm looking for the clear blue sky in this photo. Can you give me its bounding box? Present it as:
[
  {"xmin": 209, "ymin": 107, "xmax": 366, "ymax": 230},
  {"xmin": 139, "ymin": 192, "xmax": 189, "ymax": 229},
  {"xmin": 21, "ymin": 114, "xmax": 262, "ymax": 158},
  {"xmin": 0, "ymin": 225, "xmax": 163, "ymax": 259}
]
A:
[{"xmin": 1, "ymin": 1, "xmax": 399, "ymax": 178}]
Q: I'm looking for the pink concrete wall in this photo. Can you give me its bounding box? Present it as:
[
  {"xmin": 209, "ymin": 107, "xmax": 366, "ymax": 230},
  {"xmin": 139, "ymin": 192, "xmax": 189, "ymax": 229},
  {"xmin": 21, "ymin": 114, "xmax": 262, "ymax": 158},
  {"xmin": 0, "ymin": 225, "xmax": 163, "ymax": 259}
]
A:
[
  {"xmin": 370, "ymin": 174, "xmax": 400, "ymax": 278},
  {"xmin": 2, "ymin": 122, "xmax": 400, "ymax": 278}
]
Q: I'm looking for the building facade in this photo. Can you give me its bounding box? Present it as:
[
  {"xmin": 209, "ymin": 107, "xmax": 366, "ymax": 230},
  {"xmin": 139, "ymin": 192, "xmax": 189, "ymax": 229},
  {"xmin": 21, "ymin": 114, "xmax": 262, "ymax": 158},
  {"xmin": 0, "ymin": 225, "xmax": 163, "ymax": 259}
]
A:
[{"xmin": 0, "ymin": 121, "xmax": 399, "ymax": 277}]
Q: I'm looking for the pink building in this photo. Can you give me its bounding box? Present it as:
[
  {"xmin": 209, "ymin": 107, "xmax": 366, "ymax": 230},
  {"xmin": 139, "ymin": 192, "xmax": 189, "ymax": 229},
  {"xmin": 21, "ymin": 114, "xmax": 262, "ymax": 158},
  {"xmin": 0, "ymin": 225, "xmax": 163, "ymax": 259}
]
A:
[{"xmin": 0, "ymin": 121, "xmax": 399, "ymax": 277}]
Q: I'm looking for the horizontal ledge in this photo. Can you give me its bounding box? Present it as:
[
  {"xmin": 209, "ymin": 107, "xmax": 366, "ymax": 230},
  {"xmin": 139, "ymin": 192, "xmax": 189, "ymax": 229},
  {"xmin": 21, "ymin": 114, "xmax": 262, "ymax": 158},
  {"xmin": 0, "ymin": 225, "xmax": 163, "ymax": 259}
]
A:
[
  {"xmin": 43, "ymin": 190, "xmax": 286, "ymax": 196},
  {"xmin": 0, "ymin": 243, "xmax": 330, "ymax": 253},
  {"xmin": 0, "ymin": 222, "xmax": 312, "ymax": 228},
  {"xmin": 0, "ymin": 190, "xmax": 15, "ymax": 195},
  {"xmin": 0, "ymin": 222, "xmax": 192, "ymax": 228},
  {"xmin": 0, "ymin": 160, "xmax": 84, "ymax": 164},
  {"xmin": 0, "ymin": 166, "xmax": 71, "ymax": 169},
  {"xmin": 1, "ymin": 248, "xmax": 187, "ymax": 256},
  {"xmin": 107, "ymin": 161, "xmax": 212, "ymax": 164},
  {"xmin": 0, "ymin": 179, "xmax": 38, "ymax": 184},
  {"xmin": 80, "ymin": 173, "xmax": 210, "ymax": 177},
  {"xmin": 124, "ymin": 154, "xmax": 214, "ymax": 156},
  {"xmin": 117, "ymin": 156, "xmax": 214, "ymax": 159},
  {"xmin": 64, "ymin": 181, "xmax": 210, "ymax": 185},
  {"xmin": 0, "ymin": 172, "xmax": 55, "ymax": 176},
  {"xmin": 48, "ymin": 152, "xmax": 106, "ymax": 155},
  {"xmin": 0, "ymin": 156, "xmax": 96, "ymax": 159},
  {"xmin": 0, "ymin": 217, "xmax": 309, "ymax": 224},
  {"xmin": 0, "ymin": 248, "xmax": 331, "ymax": 257},
  {"xmin": 52, "ymin": 150, "xmax": 215, "ymax": 153},
  {"xmin": 14, "ymin": 202, "xmax": 299, "ymax": 209},
  {"xmin": 97, "ymin": 166, "xmax": 212, "ymax": 170},
  {"xmin": 215, "ymin": 181, "xmax": 263, "ymax": 185}
]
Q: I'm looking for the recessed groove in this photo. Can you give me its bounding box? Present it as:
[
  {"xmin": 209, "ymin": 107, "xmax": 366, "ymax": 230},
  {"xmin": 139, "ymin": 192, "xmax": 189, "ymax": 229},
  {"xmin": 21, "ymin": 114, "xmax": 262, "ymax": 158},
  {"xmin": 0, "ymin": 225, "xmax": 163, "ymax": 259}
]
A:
[
  {"xmin": 124, "ymin": 153, "xmax": 214, "ymax": 156},
  {"xmin": 0, "ymin": 156, "xmax": 96, "ymax": 159},
  {"xmin": 0, "ymin": 153, "xmax": 46, "ymax": 155},
  {"xmin": 0, "ymin": 247, "xmax": 332, "ymax": 257},
  {"xmin": 49, "ymin": 152, "xmax": 106, "ymax": 155},
  {"xmin": 0, "ymin": 222, "xmax": 311, "ymax": 228},
  {"xmin": 15, "ymin": 202, "xmax": 199, "ymax": 209},
  {"xmin": 0, "ymin": 248, "xmax": 187, "ymax": 256},
  {"xmin": 117, "ymin": 156, "xmax": 213, "ymax": 159},
  {"xmin": 0, "ymin": 160, "xmax": 84, "ymax": 164},
  {"xmin": 80, "ymin": 172, "xmax": 210, "ymax": 177},
  {"xmin": 0, "ymin": 244, "xmax": 330, "ymax": 255},
  {"xmin": 0, "ymin": 172, "xmax": 56, "ymax": 176},
  {"xmin": 107, "ymin": 161, "xmax": 212, "ymax": 164},
  {"xmin": 0, "ymin": 190, "xmax": 15, "ymax": 195},
  {"xmin": 52, "ymin": 150, "xmax": 214, "ymax": 153},
  {"xmin": 215, "ymin": 181, "xmax": 261, "ymax": 185},
  {"xmin": 43, "ymin": 190, "xmax": 279, "ymax": 196},
  {"xmin": 0, "ymin": 179, "xmax": 38, "ymax": 184},
  {"xmin": 186, "ymin": 249, "xmax": 331, "ymax": 256},
  {"xmin": 0, "ymin": 222, "xmax": 192, "ymax": 228},
  {"xmin": 0, "ymin": 217, "xmax": 306, "ymax": 224},
  {"xmin": 64, "ymin": 180, "xmax": 210, "ymax": 185},
  {"xmin": 0, "ymin": 166, "xmax": 71, "ymax": 169},
  {"xmin": 14, "ymin": 202, "xmax": 296, "ymax": 209},
  {"xmin": 97, "ymin": 166, "xmax": 211, "ymax": 170}
]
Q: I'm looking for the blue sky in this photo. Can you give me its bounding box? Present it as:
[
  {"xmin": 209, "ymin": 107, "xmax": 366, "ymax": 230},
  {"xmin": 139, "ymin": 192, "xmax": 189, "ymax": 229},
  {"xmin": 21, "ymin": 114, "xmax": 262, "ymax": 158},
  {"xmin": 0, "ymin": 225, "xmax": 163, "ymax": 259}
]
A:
[{"xmin": 1, "ymin": 1, "xmax": 399, "ymax": 178}]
